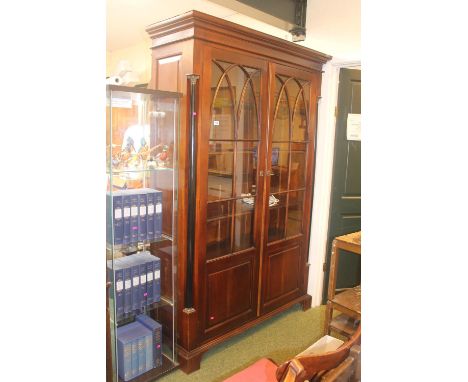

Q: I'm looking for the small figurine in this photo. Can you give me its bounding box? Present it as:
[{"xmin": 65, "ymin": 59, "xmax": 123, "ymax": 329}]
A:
[
  {"xmin": 138, "ymin": 137, "xmax": 149, "ymax": 161},
  {"xmin": 155, "ymin": 145, "xmax": 170, "ymax": 167}
]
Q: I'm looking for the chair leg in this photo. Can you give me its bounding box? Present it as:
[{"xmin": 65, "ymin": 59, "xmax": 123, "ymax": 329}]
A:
[{"xmin": 324, "ymin": 301, "xmax": 333, "ymax": 335}]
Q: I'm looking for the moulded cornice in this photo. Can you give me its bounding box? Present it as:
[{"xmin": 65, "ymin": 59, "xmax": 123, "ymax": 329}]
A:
[{"xmin": 146, "ymin": 10, "xmax": 331, "ymax": 66}]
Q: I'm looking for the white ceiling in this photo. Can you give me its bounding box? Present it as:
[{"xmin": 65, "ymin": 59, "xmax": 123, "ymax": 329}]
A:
[{"xmin": 107, "ymin": 0, "xmax": 360, "ymax": 60}]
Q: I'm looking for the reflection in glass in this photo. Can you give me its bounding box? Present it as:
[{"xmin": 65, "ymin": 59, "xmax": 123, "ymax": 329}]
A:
[
  {"xmin": 211, "ymin": 63, "xmax": 235, "ymax": 140},
  {"xmin": 290, "ymin": 143, "xmax": 307, "ymax": 190},
  {"xmin": 208, "ymin": 141, "xmax": 233, "ymax": 201},
  {"xmin": 269, "ymin": 143, "xmax": 289, "ymax": 193},
  {"xmin": 207, "ymin": 200, "xmax": 233, "ymax": 220},
  {"xmin": 235, "ymin": 142, "xmax": 257, "ymax": 197},
  {"xmin": 234, "ymin": 199, "xmax": 255, "ymax": 252},
  {"xmin": 238, "ymin": 70, "xmax": 260, "ymax": 140},
  {"xmin": 268, "ymin": 193, "xmax": 287, "ymax": 242},
  {"xmin": 272, "ymin": 76, "xmax": 290, "ymax": 142},
  {"xmin": 287, "ymin": 190, "xmax": 304, "ymax": 236},
  {"xmin": 206, "ymin": 215, "xmax": 232, "ymax": 260},
  {"xmin": 292, "ymin": 87, "xmax": 308, "ymax": 141}
]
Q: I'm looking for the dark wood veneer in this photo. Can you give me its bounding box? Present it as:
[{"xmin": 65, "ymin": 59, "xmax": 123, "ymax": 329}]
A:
[{"xmin": 147, "ymin": 10, "xmax": 330, "ymax": 373}]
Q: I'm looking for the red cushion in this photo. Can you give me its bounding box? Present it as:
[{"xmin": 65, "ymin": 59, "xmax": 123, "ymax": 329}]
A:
[{"xmin": 223, "ymin": 358, "xmax": 278, "ymax": 382}]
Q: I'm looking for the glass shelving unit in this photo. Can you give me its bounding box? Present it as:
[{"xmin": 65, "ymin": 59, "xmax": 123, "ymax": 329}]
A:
[{"xmin": 106, "ymin": 85, "xmax": 181, "ymax": 382}]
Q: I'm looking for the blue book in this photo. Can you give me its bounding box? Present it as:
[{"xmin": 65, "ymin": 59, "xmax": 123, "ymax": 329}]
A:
[
  {"xmin": 138, "ymin": 257, "xmax": 148, "ymax": 308},
  {"xmin": 106, "ymin": 192, "xmax": 123, "ymax": 245},
  {"xmin": 129, "ymin": 191, "xmax": 139, "ymax": 244},
  {"xmin": 122, "ymin": 191, "xmax": 132, "ymax": 245},
  {"xmin": 126, "ymin": 255, "xmax": 141, "ymax": 313},
  {"xmin": 117, "ymin": 322, "xmax": 142, "ymax": 381},
  {"xmin": 146, "ymin": 190, "xmax": 155, "ymax": 241},
  {"xmin": 116, "ymin": 325, "xmax": 133, "ymax": 381},
  {"xmin": 131, "ymin": 337, "xmax": 138, "ymax": 378},
  {"xmin": 136, "ymin": 314, "xmax": 162, "ymax": 368},
  {"xmin": 131, "ymin": 322, "xmax": 152, "ymax": 376},
  {"xmin": 112, "ymin": 258, "xmax": 125, "ymax": 320},
  {"xmin": 154, "ymin": 190, "xmax": 163, "ymax": 239},
  {"xmin": 138, "ymin": 251, "xmax": 155, "ymax": 305},
  {"xmin": 119, "ymin": 257, "xmax": 132, "ymax": 315},
  {"xmin": 145, "ymin": 331, "xmax": 153, "ymax": 371},
  {"xmin": 138, "ymin": 191, "xmax": 148, "ymax": 242},
  {"xmin": 144, "ymin": 254, "xmax": 154, "ymax": 305},
  {"xmin": 154, "ymin": 256, "xmax": 161, "ymax": 302},
  {"xmin": 137, "ymin": 335, "xmax": 145, "ymax": 376}
]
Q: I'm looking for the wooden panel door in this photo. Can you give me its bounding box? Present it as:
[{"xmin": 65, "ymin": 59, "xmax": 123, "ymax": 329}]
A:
[
  {"xmin": 197, "ymin": 47, "xmax": 268, "ymax": 341},
  {"xmin": 260, "ymin": 63, "xmax": 320, "ymax": 314},
  {"xmin": 322, "ymin": 68, "xmax": 361, "ymax": 302}
]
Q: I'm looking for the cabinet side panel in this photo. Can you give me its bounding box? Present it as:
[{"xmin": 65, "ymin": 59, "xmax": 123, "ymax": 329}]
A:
[{"xmin": 150, "ymin": 40, "xmax": 194, "ymax": 350}]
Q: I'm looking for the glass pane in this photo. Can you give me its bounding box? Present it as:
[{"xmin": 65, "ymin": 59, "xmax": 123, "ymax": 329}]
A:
[
  {"xmin": 238, "ymin": 70, "xmax": 260, "ymax": 140},
  {"xmin": 269, "ymin": 142, "xmax": 289, "ymax": 193},
  {"xmin": 211, "ymin": 63, "xmax": 235, "ymax": 140},
  {"xmin": 290, "ymin": 143, "xmax": 307, "ymax": 190},
  {"xmin": 206, "ymin": 203, "xmax": 232, "ymax": 260},
  {"xmin": 272, "ymin": 76, "xmax": 290, "ymax": 142},
  {"xmin": 287, "ymin": 190, "xmax": 305, "ymax": 236},
  {"xmin": 233, "ymin": 199, "xmax": 255, "ymax": 252},
  {"xmin": 267, "ymin": 193, "xmax": 287, "ymax": 242},
  {"xmin": 235, "ymin": 142, "xmax": 258, "ymax": 197},
  {"xmin": 206, "ymin": 200, "xmax": 233, "ymax": 259},
  {"xmin": 207, "ymin": 200, "xmax": 233, "ymax": 220},
  {"xmin": 208, "ymin": 141, "xmax": 234, "ymax": 201},
  {"xmin": 291, "ymin": 88, "xmax": 308, "ymax": 141}
]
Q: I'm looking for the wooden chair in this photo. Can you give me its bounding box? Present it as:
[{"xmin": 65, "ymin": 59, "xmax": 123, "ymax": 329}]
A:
[{"xmin": 223, "ymin": 325, "xmax": 361, "ymax": 382}]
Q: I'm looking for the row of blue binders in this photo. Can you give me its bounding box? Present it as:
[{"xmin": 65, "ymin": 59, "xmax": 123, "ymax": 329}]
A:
[
  {"xmin": 107, "ymin": 188, "xmax": 163, "ymax": 246},
  {"xmin": 117, "ymin": 315, "xmax": 162, "ymax": 381},
  {"xmin": 108, "ymin": 251, "xmax": 161, "ymax": 321}
]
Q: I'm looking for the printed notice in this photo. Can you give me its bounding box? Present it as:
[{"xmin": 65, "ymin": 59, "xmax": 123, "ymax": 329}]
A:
[{"xmin": 347, "ymin": 113, "xmax": 361, "ymax": 141}]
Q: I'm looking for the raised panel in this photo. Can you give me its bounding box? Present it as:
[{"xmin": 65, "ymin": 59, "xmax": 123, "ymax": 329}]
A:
[
  {"xmin": 156, "ymin": 55, "xmax": 181, "ymax": 92},
  {"xmin": 264, "ymin": 244, "xmax": 301, "ymax": 304},
  {"xmin": 206, "ymin": 260, "xmax": 253, "ymax": 329}
]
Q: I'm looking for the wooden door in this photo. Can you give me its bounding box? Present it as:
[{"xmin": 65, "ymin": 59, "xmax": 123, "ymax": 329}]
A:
[
  {"xmin": 197, "ymin": 47, "xmax": 268, "ymax": 341},
  {"xmin": 322, "ymin": 68, "xmax": 361, "ymax": 302},
  {"xmin": 260, "ymin": 63, "xmax": 320, "ymax": 314}
]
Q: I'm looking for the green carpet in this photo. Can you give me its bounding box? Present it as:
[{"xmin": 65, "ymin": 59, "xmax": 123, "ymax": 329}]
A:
[{"xmin": 158, "ymin": 304, "xmax": 326, "ymax": 382}]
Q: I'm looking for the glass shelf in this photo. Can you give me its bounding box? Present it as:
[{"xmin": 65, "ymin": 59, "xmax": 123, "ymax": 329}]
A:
[
  {"xmin": 107, "ymin": 167, "xmax": 174, "ymax": 174},
  {"xmin": 106, "ymin": 234, "xmax": 173, "ymax": 254},
  {"xmin": 115, "ymin": 297, "xmax": 174, "ymax": 327}
]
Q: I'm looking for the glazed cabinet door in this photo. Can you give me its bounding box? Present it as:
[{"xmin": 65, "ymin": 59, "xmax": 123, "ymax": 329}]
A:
[
  {"xmin": 197, "ymin": 48, "xmax": 268, "ymax": 341},
  {"xmin": 260, "ymin": 64, "xmax": 320, "ymax": 314}
]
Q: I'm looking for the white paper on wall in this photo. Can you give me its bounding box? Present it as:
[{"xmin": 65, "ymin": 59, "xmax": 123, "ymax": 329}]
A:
[{"xmin": 347, "ymin": 114, "xmax": 361, "ymax": 141}]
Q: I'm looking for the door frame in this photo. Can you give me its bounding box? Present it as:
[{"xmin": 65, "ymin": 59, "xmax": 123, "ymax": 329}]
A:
[{"xmin": 307, "ymin": 59, "xmax": 361, "ymax": 307}]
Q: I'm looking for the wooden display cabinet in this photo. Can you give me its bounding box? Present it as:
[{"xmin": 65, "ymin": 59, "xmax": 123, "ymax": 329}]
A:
[{"xmin": 146, "ymin": 10, "xmax": 331, "ymax": 373}]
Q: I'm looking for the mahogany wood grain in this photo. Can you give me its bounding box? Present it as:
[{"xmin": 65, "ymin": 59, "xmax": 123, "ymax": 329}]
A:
[{"xmin": 148, "ymin": 10, "xmax": 331, "ymax": 373}]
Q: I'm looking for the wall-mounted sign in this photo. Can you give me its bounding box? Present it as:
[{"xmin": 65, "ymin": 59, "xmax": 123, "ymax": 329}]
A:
[{"xmin": 347, "ymin": 113, "xmax": 361, "ymax": 141}]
